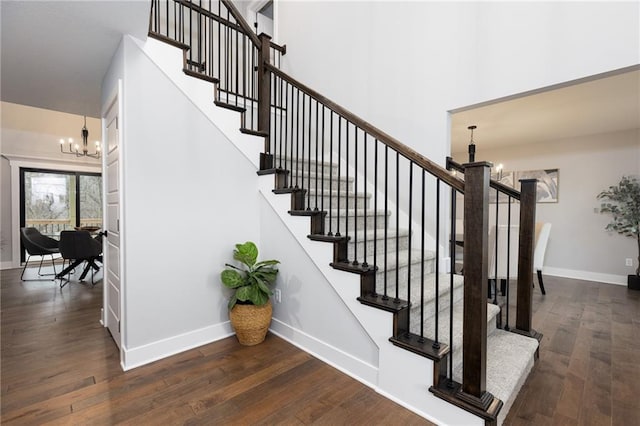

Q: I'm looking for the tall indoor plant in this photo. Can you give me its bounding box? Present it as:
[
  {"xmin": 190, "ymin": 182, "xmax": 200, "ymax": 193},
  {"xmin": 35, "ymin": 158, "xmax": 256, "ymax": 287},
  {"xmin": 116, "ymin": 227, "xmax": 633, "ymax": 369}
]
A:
[
  {"xmin": 598, "ymin": 176, "xmax": 640, "ymax": 290},
  {"xmin": 221, "ymin": 241, "xmax": 279, "ymax": 345}
]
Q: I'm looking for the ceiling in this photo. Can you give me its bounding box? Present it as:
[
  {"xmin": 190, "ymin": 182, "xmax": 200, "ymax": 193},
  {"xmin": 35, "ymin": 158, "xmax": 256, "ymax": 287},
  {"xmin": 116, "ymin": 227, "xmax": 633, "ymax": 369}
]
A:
[
  {"xmin": 1, "ymin": 1, "xmax": 150, "ymax": 118},
  {"xmin": 450, "ymin": 67, "xmax": 640, "ymax": 154}
]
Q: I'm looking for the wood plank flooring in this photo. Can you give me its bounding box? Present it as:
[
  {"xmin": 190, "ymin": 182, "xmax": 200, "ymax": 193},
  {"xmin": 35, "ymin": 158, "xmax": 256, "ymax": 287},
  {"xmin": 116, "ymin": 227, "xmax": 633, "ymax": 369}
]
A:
[
  {"xmin": 504, "ymin": 275, "xmax": 640, "ymax": 425},
  {"xmin": 3, "ymin": 267, "xmax": 639, "ymax": 425},
  {"xmin": 1, "ymin": 267, "xmax": 430, "ymax": 425}
]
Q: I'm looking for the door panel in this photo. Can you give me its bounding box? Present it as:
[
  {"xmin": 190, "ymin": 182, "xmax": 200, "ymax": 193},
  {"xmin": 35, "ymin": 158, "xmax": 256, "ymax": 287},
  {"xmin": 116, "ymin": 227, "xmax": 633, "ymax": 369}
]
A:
[{"xmin": 104, "ymin": 98, "xmax": 122, "ymax": 349}]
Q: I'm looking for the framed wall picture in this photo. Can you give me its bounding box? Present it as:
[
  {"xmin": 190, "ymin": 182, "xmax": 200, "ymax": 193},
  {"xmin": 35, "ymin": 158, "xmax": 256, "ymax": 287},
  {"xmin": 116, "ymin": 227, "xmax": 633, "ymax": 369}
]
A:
[{"xmin": 513, "ymin": 169, "xmax": 559, "ymax": 203}]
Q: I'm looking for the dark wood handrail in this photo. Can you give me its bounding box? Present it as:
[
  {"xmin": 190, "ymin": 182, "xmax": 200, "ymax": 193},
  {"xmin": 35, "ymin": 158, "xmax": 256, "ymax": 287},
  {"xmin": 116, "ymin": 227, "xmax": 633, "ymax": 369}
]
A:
[
  {"xmin": 220, "ymin": 0, "xmax": 261, "ymax": 46},
  {"xmin": 446, "ymin": 157, "xmax": 521, "ymax": 200},
  {"xmin": 270, "ymin": 41, "xmax": 286, "ymax": 54},
  {"xmin": 177, "ymin": 0, "xmax": 243, "ymax": 35},
  {"xmin": 266, "ymin": 63, "xmax": 465, "ymax": 193}
]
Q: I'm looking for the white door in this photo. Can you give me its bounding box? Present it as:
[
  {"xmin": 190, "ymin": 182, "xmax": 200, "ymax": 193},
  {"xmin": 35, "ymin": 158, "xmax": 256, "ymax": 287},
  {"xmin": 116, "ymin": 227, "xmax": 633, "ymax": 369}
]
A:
[{"xmin": 104, "ymin": 98, "xmax": 122, "ymax": 348}]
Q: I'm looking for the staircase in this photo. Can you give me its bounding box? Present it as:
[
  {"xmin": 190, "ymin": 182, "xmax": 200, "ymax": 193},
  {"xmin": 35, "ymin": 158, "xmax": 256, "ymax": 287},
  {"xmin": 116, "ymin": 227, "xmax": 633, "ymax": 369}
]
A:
[{"xmin": 148, "ymin": 1, "xmax": 542, "ymax": 424}]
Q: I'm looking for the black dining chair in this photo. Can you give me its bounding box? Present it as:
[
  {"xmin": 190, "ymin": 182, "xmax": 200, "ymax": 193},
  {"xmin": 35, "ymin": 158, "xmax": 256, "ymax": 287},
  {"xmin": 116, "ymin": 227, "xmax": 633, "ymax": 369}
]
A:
[
  {"xmin": 56, "ymin": 230, "xmax": 103, "ymax": 287},
  {"xmin": 20, "ymin": 227, "xmax": 61, "ymax": 281}
]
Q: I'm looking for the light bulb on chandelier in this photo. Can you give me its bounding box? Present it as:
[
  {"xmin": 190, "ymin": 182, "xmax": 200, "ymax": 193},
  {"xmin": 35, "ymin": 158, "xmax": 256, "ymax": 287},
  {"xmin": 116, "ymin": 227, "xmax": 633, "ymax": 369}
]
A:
[{"xmin": 59, "ymin": 116, "xmax": 101, "ymax": 159}]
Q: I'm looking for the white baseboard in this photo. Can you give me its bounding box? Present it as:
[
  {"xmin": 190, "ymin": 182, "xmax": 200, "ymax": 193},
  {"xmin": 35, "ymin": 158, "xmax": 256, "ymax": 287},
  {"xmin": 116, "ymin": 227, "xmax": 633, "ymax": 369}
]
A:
[
  {"xmin": 269, "ymin": 318, "xmax": 378, "ymax": 388},
  {"xmin": 122, "ymin": 321, "xmax": 234, "ymax": 371},
  {"xmin": 544, "ymin": 267, "xmax": 626, "ymax": 286},
  {"xmin": 1, "ymin": 261, "xmax": 17, "ymax": 270}
]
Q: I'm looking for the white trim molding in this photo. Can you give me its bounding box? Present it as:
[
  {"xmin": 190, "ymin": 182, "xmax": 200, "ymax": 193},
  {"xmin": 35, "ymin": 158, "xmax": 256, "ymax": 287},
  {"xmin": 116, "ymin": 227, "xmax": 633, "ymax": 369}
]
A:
[
  {"xmin": 121, "ymin": 321, "xmax": 234, "ymax": 371},
  {"xmin": 544, "ymin": 266, "xmax": 627, "ymax": 286},
  {"xmin": 269, "ymin": 318, "xmax": 379, "ymax": 388}
]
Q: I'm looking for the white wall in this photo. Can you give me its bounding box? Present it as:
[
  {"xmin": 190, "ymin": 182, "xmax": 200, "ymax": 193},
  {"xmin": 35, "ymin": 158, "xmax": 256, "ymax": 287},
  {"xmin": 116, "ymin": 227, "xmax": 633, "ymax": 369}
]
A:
[
  {"xmin": 454, "ymin": 129, "xmax": 640, "ymax": 284},
  {"xmin": 259, "ymin": 196, "xmax": 379, "ymax": 372},
  {"xmin": 111, "ymin": 36, "xmax": 263, "ymax": 366},
  {"xmin": 0, "ymin": 102, "xmax": 101, "ymax": 266},
  {"xmin": 277, "ymin": 1, "xmax": 639, "ymax": 165}
]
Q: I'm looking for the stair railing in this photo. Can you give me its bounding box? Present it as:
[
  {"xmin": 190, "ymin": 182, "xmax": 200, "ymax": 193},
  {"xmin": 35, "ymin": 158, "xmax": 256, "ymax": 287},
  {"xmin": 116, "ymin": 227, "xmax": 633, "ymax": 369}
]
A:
[
  {"xmin": 149, "ymin": 0, "xmax": 285, "ymax": 141},
  {"xmin": 148, "ymin": 0, "xmax": 539, "ymax": 420},
  {"xmin": 447, "ymin": 157, "xmax": 539, "ymax": 338}
]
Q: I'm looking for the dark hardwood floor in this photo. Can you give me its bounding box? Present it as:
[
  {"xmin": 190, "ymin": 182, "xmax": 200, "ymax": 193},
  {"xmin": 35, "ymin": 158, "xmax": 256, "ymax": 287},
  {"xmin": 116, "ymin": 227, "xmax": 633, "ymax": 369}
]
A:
[
  {"xmin": 1, "ymin": 267, "xmax": 430, "ymax": 425},
  {"xmin": 504, "ymin": 275, "xmax": 640, "ymax": 425},
  {"xmin": 3, "ymin": 267, "xmax": 639, "ymax": 425}
]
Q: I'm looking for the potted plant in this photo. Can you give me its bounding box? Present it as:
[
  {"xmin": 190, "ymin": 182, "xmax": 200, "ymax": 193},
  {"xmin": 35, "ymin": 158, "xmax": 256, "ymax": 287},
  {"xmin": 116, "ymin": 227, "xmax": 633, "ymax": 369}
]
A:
[
  {"xmin": 598, "ymin": 176, "xmax": 640, "ymax": 290},
  {"xmin": 221, "ymin": 241, "xmax": 279, "ymax": 345}
]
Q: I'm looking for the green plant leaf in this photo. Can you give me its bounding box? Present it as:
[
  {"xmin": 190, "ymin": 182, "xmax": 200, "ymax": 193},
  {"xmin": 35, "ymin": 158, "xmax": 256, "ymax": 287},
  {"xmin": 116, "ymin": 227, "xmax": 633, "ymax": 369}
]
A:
[
  {"xmin": 254, "ymin": 259, "xmax": 280, "ymax": 268},
  {"xmin": 255, "ymin": 276, "xmax": 273, "ymax": 296},
  {"xmin": 252, "ymin": 287, "xmax": 269, "ymax": 305},
  {"xmin": 221, "ymin": 269, "xmax": 245, "ymax": 288},
  {"xmin": 236, "ymin": 285, "xmax": 252, "ymax": 302},
  {"xmin": 234, "ymin": 241, "xmax": 258, "ymax": 267},
  {"xmin": 254, "ymin": 268, "xmax": 278, "ymax": 285},
  {"xmin": 228, "ymin": 294, "xmax": 237, "ymax": 310}
]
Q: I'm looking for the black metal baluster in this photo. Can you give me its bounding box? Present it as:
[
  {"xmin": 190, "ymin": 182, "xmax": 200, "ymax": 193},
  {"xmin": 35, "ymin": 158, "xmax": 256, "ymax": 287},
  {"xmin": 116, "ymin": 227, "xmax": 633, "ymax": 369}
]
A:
[
  {"xmin": 352, "ymin": 127, "xmax": 358, "ymax": 265},
  {"xmin": 320, "ymin": 105, "xmax": 325, "ymax": 216},
  {"xmin": 406, "ymin": 161, "xmax": 413, "ymax": 333},
  {"xmin": 197, "ymin": 1, "xmax": 202, "ymax": 71},
  {"xmin": 493, "ymin": 188, "xmax": 499, "ymax": 304},
  {"xmin": 235, "ymin": 28, "xmax": 239, "ymax": 105},
  {"xmin": 394, "ymin": 151, "xmax": 400, "ymax": 303},
  {"xmin": 306, "ymin": 94, "xmax": 312, "ymax": 210},
  {"xmin": 336, "ymin": 117, "xmax": 342, "ymax": 237},
  {"xmin": 270, "ymin": 73, "xmax": 276, "ymax": 156},
  {"xmin": 328, "ymin": 112, "xmax": 334, "ymax": 236},
  {"xmin": 278, "ymin": 76, "xmax": 283, "ymax": 169},
  {"xmin": 345, "ymin": 121, "xmax": 350, "ymax": 241},
  {"xmin": 362, "ymin": 133, "xmax": 369, "ymax": 269},
  {"xmin": 372, "ymin": 139, "xmax": 378, "ymax": 288},
  {"xmin": 295, "ymin": 89, "xmax": 300, "ymax": 189},
  {"xmin": 504, "ymin": 197, "xmax": 512, "ymax": 331},
  {"xmin": 189, "ymin": 4, "xmax": 193, "ymax": 67},
  {"xmin": 383, "ymin": 145, "xmax": 389, "ymax": 300},
  {"xmin": 448, "ymin": 187, "xmax": 456, "ymax": 386},
  {"xmin": 289, "ymin": 84, "xmax": 294, "ymax": 187},
  {"xmin": 419, "ymin": 171, "xmax": 426, "ymax": 343},
  {"xmin": 314, "ymin": 101, "xmax": 319, "ymax": 211},
  {"xmin": 301, "ymin": 93, "xmax": 306, "ymax": 202},
  {"xmin": 242, "ymin": 34, "xmax": 246, "ymax": 102},
  {"xmin": 217, "ymin": 2, "xmax": 221, "ymax": 92},
  {"xmin": 283, "ymin": 81, "xmax": 288, "ymax": 175},
  {"xmin": 432, "ymin": 178, "xmax": 440, "ymax": 348}
]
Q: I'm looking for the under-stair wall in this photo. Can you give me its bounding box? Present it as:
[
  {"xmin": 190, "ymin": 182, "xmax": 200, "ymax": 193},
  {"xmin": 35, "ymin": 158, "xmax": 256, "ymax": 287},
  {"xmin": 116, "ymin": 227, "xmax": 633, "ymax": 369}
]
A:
[{"xmin": 101, "ymin": 36, "xmax": 264, "ymax": 368}]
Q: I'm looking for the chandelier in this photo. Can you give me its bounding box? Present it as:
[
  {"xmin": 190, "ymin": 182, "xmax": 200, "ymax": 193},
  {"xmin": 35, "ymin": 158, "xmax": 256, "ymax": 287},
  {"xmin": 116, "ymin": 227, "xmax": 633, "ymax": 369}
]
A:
[{"xmin": 59, "ymin": 116, "xmax": 101, "ymax": 159}]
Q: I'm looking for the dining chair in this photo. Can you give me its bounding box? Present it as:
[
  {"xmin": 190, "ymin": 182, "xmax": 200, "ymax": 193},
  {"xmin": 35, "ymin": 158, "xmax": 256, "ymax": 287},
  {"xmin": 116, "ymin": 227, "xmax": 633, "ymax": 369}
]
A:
[
  {"xmin": 19, "ymin": 227, "xmax": 60, "ymax": 281},
  {"xmin": 56, "ymin": 230, "xmax": 103, "ymax": 287}
]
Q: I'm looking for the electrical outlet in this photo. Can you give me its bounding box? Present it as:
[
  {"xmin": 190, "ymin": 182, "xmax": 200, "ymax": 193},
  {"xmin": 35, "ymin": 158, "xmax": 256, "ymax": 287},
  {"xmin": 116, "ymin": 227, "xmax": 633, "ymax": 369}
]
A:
[
  {"xmin": 626, "ymin": 258, "xmax": 633, "ymax": 267},
  {"xmin": 274, "ymin": 289, "xmax": 282, "ymax": 303}
]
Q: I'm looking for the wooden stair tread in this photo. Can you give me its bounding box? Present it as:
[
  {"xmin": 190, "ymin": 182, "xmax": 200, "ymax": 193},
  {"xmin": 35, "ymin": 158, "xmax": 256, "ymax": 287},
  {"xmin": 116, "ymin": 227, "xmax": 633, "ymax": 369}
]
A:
[{"xmin": 183, "ymin": 68, "xmax": 218, "ymax": 83}]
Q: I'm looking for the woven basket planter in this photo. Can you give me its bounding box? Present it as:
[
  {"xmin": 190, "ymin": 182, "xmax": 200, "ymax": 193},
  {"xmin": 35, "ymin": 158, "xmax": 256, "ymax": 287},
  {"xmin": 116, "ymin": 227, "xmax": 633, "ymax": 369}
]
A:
[{"xmin": 229, "ymin": 300, "xmax": 273, "ymax": 346}]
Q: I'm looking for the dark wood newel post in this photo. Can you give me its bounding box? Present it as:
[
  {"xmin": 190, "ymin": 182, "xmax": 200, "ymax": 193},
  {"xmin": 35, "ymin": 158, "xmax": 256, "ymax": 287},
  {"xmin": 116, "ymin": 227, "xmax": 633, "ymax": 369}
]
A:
[
  {"xmin": 515, "ymin": 179, "xmax": 537, "ymax": 334},
  {"xmin": 460, "ymin": 161, "xmax": 494, "ymax": 411},
  {"xmin": 258, "ymin": 32, "xmax": 272, "ymax": 170}
]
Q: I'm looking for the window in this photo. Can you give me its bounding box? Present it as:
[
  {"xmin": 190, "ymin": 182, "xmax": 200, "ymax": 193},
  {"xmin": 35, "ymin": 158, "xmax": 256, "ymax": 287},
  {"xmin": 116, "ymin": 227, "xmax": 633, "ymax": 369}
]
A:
[{"xmin": 20, "ymin": 168, "xmax": 102, "ymax": 261}]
